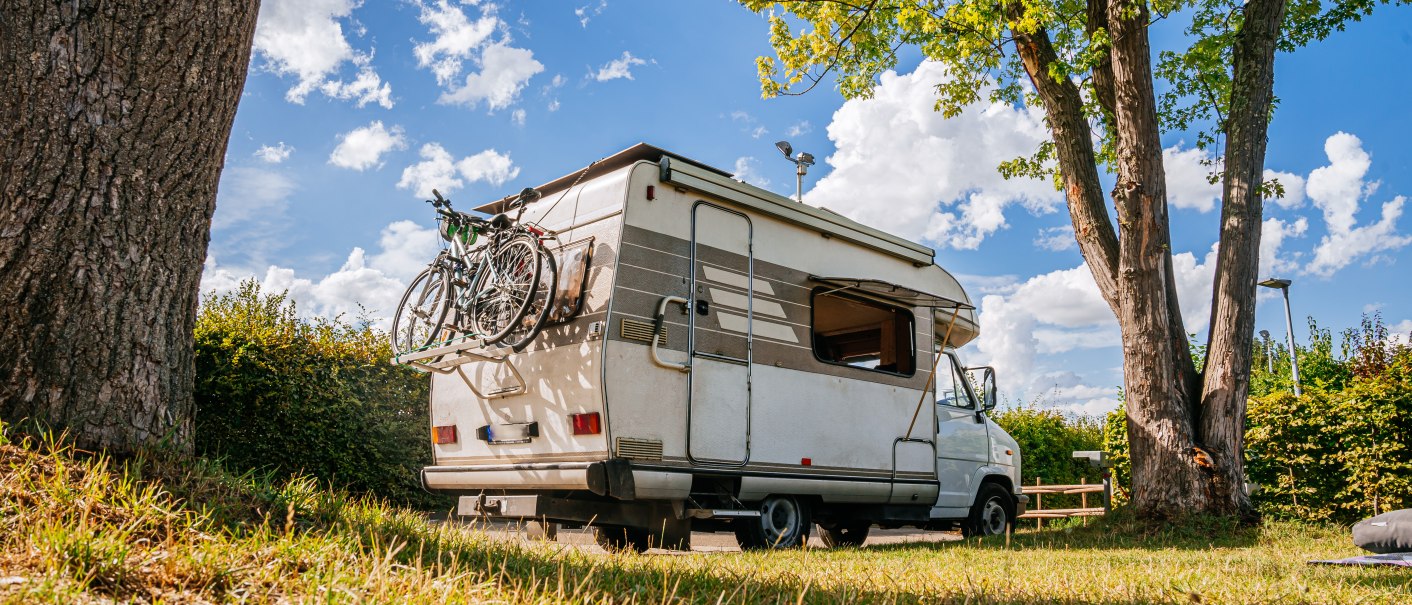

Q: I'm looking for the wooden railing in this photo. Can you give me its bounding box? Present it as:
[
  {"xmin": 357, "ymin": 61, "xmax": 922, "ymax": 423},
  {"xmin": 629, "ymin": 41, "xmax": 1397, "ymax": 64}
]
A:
[{"xmin": 1018, "ymin": 477, "xmax": 1107, "ymax": 527}]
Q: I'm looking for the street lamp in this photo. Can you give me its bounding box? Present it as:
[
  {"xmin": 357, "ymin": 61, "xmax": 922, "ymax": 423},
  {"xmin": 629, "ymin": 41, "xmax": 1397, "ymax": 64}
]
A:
[
  {"xmin": 1259, "ymin": 329, "xmax": 1273, "ymax": 373},
  {"xmin": 1257, "ymin": 278, "xmax": 1301, "ymax": 396},
  {"xmin": 775, "ymin": 140, "xmax": 815, "ymax": 203}
]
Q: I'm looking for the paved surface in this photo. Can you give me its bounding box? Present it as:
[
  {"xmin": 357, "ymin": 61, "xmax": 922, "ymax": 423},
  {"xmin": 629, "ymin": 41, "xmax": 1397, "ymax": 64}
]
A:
[{"xmin": 444, "ymin": 518, "xmax": 963, "ymax": 554}]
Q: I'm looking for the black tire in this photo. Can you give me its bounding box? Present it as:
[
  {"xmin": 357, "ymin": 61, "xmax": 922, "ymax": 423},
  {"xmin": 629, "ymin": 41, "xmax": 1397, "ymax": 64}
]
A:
[
  {"xmin": 818, "ymin": 521, "xmax": 871, "ymax": 548},
  {"xmin": 390, "ymin": 266, "xmax": 452, "ymax": 353},
  {"xmin": 593, "ymin": 525, "xmax": 650, "ymax": 554},
  {"xmin": 735, "ymin": 496, "xmax": 812, "ymax": 550},
  {"xmin": 469, "ymin": 234, "xmax": 542, "ymax": 345},
  {"xmin": 961, "ymin": 483, "xmax": 1015, "ymax": 538},
  {"xmin": 499, "ymin": 241, "xmax": 557, "ymax": 352}
]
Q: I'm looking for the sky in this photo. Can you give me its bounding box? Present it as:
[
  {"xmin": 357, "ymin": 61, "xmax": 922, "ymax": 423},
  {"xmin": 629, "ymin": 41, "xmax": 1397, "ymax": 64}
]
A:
[{"xmin": 205, "ymin": 0, "xmax": 1412, "ymax": 416}]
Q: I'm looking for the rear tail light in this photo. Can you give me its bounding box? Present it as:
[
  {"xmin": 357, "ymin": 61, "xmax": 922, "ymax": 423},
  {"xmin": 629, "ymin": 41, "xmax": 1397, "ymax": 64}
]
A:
[
  {"xmin": 570, "ymin": 412, "xmax": 601, "ymax": 435},
  {"xmin": 432, "ymin": 425, "xmax": 458, "ymax": 444},
  {"xmin": 525, "ymin": 225, "xmax": 545, "ymax": 237}
]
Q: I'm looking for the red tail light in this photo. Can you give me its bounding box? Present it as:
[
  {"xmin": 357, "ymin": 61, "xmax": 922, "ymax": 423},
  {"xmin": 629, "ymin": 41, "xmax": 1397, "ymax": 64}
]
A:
[
  {"xmin": 432, "ymin": 425, "xmax": 458, "ymax": 444},
  {"xmin": 525, "ymin": 225, "xmax": 545, "ymax": 236},
  {"xmin": 570, "ymin": 412, "xmax": 601, "ymax": 435}
]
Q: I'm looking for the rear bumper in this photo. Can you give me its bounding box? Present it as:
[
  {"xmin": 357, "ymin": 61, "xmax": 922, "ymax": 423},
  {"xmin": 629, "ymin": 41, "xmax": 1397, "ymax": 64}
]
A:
[
  {"xmin": 1016, "ymin": 494, "xmax": 1030, "ymax": 517},
  {"xmin": 421, "ymin": 459, "xmax": 637, "ymax": 499}
]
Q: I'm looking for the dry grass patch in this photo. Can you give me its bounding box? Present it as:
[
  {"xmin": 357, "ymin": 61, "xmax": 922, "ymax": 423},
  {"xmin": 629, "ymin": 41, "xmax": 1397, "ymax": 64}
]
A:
[{"xmin": 0, "ymin": 426, "xmax": 1408, "ymax": 603}]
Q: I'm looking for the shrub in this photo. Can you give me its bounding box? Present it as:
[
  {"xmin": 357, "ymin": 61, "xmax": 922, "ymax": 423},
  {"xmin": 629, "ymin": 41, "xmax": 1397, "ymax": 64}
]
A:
[
  {"xmin": 993, "ymin": 405, "xmax": 1104, "ymax": 509},
  {"xmin": 193, "ymin": 281, "xmax": 444, "ymax": 508}
]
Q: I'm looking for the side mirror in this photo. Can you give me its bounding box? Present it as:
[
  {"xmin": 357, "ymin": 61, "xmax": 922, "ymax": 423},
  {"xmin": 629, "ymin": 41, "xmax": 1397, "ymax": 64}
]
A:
[{"xmin": 967, "ymin": 366, "xmax": 997, "ymax": 411}]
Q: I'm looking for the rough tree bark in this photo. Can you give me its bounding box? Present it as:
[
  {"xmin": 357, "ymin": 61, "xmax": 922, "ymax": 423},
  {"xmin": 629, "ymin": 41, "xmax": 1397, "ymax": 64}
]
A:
[
  {"xmin": 1199, "ymin": 0, "xmax": 1289, "ymax": 517},
  {"xmin": 0, "ymin": 0, "xmax": 260, "ymax": 453}
]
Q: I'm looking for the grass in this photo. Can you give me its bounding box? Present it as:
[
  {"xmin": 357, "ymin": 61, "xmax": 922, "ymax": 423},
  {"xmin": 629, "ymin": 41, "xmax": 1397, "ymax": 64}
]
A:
[{"xmin": 0, "ymin": 427, "xmax": 1408, "ymax": 604}]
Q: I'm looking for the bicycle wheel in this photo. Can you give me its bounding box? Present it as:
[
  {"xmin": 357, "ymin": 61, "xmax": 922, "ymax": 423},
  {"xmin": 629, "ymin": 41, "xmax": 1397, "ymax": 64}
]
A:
[
  {"xmin": 468, "ymin": 234, "xmax": 542, "ymax": 344},
  {"xmin": 391, "ymin": 266, "xmax": 452, "ymax": 354},
  {"xmin": 500, "ymin": 241, "xmax": 558, "ymax": 352}
]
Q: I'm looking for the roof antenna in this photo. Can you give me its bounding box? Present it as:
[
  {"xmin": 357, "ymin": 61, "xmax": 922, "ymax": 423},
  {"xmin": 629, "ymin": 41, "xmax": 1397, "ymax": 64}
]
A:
[{"xmin": 775, "ymin": 140, "xmax": 814, "ymax": 203}]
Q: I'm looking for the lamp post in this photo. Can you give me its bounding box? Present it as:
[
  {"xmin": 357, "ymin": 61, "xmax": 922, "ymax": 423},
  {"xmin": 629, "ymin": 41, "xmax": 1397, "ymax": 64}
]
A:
[
  {"xmin": 1259, "ymin": 329, "xmax": 1273, "ymax": 373},
  {"xmin": 774, "ymin": 140, "xmax": 815, "ymax": 203},
  {"xmin": 1257, "ymin": 278, "xmax": 1300, "ymax": 396}
]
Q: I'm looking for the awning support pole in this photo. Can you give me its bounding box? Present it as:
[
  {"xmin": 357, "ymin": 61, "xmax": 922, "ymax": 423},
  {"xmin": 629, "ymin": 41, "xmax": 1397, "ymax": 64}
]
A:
[{"xmin": 904, "ymin": 307, "xmax": 960, "ymax": 440}]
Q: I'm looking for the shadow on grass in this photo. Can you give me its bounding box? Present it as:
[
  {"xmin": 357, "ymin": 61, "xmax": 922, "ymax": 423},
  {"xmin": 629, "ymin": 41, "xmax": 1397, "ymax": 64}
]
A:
[{"xmin": 859, "ymin": 516, "xmax": 1261, "ymax": 554}]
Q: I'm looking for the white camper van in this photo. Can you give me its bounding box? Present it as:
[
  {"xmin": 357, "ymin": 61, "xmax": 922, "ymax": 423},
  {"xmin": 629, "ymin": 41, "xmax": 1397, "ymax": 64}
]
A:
[{"xmin": 400, "ymin": 144, "xmax": 1026, "ymax": 552}]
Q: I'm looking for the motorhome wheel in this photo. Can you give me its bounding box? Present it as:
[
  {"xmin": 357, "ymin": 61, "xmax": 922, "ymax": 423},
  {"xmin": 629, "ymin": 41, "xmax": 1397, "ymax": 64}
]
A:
[
  {"xmin": 818, "ymin": 521, "xmax": 871, "ymax": 548},
  {"xmin": 735, "ymin": 496, "xmax": 812, "ymax": 550},
  {"xmin": 593, "ymin": 525, "xmax": 650, "ymax": 554},
  {"xmin": 962, "ymin": 483, "xmax": 1014, "ymax": 538}
]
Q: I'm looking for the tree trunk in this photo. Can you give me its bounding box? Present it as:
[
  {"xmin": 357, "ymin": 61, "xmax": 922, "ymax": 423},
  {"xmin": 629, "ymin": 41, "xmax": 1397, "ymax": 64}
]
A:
[
  {"xmin": 1105, "ymin": 0, "xmax": 1209, "ymax": 519},
  {"xmin": 1008, "ymin": 4, "xmax": 1121, "ymax": 316},
  {"xmin": 1199, "ymin": 0, "xmax": 1288, "ymax": 519},
  {"xmin": 0, "ymin": 0, "xmax": 259, "ymax": 453}
]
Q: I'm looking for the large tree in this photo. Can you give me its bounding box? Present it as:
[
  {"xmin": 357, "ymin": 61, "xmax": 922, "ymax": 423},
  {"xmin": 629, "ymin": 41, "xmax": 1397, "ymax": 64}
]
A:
[
  {"xmin": 0, "ymin": 0, "xmax": 260, "ymax": 452},
  {"xmin": 742, "ymin": 0, "xmax": 1398, "ymax": 519}
]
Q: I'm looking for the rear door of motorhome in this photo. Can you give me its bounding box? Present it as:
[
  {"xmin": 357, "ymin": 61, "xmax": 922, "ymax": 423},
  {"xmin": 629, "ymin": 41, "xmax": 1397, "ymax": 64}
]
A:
[{"xmin": 687, "ymin": 202, "xmax": 752, "ymax": 465}]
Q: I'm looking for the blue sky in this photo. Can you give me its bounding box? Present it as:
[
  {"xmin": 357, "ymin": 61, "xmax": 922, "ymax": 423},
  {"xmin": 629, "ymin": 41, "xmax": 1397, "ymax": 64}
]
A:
[{"xmin": 206, "ymin": 0, "xmax": 1412, "ymax": 415}]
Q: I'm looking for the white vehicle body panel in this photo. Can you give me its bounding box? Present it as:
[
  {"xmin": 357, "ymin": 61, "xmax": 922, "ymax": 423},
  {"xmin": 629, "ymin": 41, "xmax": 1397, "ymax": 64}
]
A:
[{"xmin": 421, "ymin": 144, "xmax": 1020, "ymax": 522}]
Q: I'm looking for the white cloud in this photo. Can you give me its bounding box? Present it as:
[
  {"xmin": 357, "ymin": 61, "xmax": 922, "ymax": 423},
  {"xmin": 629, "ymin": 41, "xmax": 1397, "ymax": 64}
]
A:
[
  {"xmin": 731, "ymin": 157, "xmax": 771, "ymax": 189},
  {"xmin": 253, "ymin": 142, "xmax": 294, "ymax": 164},
  {"xmin": 457, "ymin": 149, "xmax": 520, "ymax": 187},
  {"xmin": 1163, "ymin": 145, "xmax": 1221, "ymax": 213},
  {"xmin": 1034, "ymin": 225, "xmax": 1075, "ymax": 251},
  {"xmin": 412, "ymin": 1, "xmax": 543, "ymax": 112},
  {"xmin": 547, "ymin": 99, "xmax": 561, "ymax": 112},
  {"xmin": 1260, "ymin": 216, "xmax": 1308, "ymax": 276},
  {"xmin": 595, "ymin": 51, "xmax": 646, "ymax": 81},
  {"xmin": 441, "ymin": 42, "xmax": 545, "ymax": 110},
  {"xmin": 319, "ymin": 60, "xmax": 394, "ymax": 108},
  {"xmin": 786, "ymin": 120, "xmax": 812, "ymax": 137},
  {"xmin": 1303, "ymin": 133, "xmax": 1412, "ymax": 277},
  {"xmin": 202, "ymin": 221, "xmax": 443, "ymax": 327},
  {"xmin": 971, "ymin": 243, "xmax": 1219, "ymax": 410},
  {"xmin": 398, "ymin": 143, "xmax": 463, "ymax": 198},
  {"xmin": 252, "ymin": 0, "xmax": 393, "ymax": 107},
  {"xmin": 398, "ymin": 144, "xmax": 520, "ymax": 198},
  {"xmin": 414, "ymin": 0, "xmax": 500, "ymax": 87},
  {"xmin": 512, "ymin": 108, "xmax": 527, "ymax": 126},
  {"xmin": 575, "ymin": 1, "xmax": 608, "ymax": 28},
  {"xmin": 1264, "ymin": 169, "xmax": 1307, "ymax": 209},
  {"xmin": 328, "ymin": 121, "xmax": 407, "ymax": 171},
  {"xmin": 805, "ymin": 60, "xmax": 1061, "ymax": 250}
]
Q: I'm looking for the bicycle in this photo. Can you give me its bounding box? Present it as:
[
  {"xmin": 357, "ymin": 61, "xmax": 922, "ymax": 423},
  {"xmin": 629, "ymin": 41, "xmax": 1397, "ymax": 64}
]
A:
[{"xmin": 390, "ymin": 188, "xmax": 559, "ymax": 355}]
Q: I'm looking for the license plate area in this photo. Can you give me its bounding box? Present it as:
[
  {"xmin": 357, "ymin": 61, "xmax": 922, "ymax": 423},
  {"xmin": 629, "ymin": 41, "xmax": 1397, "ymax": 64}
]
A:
[{"xmin": 474, "ymin": 421, "xmax": 539, "ymax": 445}]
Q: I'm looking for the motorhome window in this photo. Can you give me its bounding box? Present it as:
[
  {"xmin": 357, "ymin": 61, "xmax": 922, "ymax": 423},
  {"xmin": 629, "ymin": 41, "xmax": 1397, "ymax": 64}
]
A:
[
  {"xmin": 934, "ymin": 352, "xmax": 973, "ymax": 409},
  {"xmin": 810, "ymin": 289, "xmax": 915, "ymax": 375},
  {"xmin": 546, "ymin": 238, "xmax": 594, "ymax": 325}
]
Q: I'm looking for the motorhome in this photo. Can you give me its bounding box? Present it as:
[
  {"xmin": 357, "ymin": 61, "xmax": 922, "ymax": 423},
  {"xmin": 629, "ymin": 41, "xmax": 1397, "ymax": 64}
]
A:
[{"xmin": 397, "ymin": 143, "xmax": 1026, "ymax": 552}]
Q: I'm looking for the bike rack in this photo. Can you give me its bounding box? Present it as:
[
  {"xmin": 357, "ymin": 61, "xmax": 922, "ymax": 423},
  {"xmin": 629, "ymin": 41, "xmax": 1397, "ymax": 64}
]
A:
[{"xmin": 391, "ymin": 334, "xmax": 527, "ymax": 399}]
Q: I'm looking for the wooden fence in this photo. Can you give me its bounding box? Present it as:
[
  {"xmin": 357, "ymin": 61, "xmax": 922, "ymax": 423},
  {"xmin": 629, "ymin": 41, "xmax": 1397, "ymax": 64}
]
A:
[{"xmin": 1017, "ymin": 478, "xmax": 1107, "ymax": 527}]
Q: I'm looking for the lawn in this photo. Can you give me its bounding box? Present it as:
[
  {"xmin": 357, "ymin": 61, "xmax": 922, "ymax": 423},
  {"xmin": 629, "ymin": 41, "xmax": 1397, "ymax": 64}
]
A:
[{"xmin": 0, "ymin": 430, "xmax": 1407, "ymax": 604}]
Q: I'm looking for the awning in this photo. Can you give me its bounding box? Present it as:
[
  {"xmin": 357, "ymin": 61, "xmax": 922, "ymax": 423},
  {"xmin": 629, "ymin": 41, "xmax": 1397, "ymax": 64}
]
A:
[{"xmin": 809, "ymin": 276, "xmax": 974, "ymax": 310}]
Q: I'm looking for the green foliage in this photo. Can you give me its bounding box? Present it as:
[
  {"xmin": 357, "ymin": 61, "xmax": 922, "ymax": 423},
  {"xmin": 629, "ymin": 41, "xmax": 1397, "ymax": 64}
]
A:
[
  {"xmin": 194, "ymin": 280, "xmax": 443, "ymax": 508},
  {"xmin": 1245, "ymin": 317, "xmax": 1412, "ymax": 521},
  {"xmin": 1102, "ymin": 397, "xmax": 1132, "ymax": 504},
  {"xmin": 993, "ymin": 404, "xmax": 1104, "ymax": 508}
]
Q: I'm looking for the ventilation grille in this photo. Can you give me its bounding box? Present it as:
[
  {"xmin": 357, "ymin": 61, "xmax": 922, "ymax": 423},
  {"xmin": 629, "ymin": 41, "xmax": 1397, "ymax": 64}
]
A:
[
  {"xmin": 620, "ymin": 318, "xmax": 667, "ymax": 345},
  {"xmin": 616, "ymin": 437, "xmax": 664, "ymax": 461}
]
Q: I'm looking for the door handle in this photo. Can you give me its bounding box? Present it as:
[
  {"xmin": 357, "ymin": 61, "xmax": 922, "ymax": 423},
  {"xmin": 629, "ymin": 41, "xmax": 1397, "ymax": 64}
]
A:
[{"xmin": 651, "ymin": 296, "xmax": 690, "ymax": 373}]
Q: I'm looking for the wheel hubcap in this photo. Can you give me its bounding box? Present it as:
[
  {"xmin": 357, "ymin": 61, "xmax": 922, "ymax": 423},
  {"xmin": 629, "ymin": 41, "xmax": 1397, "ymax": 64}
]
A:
[
  {"xmin": 761, "ymin": 498, "xmax": 799, "ymax": 545},
  {"xmin": 981, "ymin": 498, "xmax": 1007, "ymax": 535}
]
